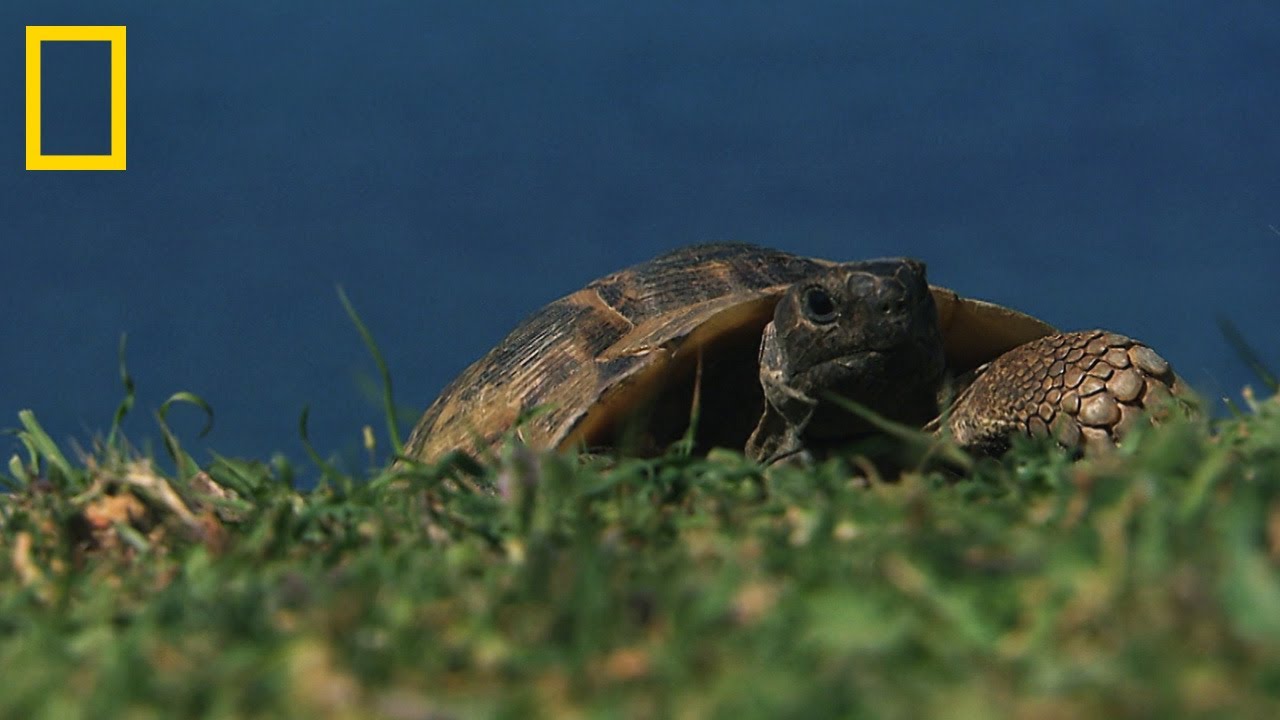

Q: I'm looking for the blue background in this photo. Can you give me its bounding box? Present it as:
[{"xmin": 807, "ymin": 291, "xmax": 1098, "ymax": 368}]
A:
[{"xmin": 3, "ymin": 2, "xmax": 1278, "ymax": 468}]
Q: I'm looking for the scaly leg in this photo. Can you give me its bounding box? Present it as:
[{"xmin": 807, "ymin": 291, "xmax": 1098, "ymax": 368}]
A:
[{"xmin": 943, "ymin": 330, "xmax": 1191, "ymax": 454}]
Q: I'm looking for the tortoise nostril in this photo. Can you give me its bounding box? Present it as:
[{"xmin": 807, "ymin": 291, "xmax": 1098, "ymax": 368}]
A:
[{"xmin": 878, "ymin": 298, "xmax": 907, "ymax": 315}]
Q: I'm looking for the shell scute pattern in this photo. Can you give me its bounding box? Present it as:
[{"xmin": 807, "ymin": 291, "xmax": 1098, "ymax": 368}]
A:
[{"xmin": 404, "ymin": 244, "xmax": 829, "ymax": 461}]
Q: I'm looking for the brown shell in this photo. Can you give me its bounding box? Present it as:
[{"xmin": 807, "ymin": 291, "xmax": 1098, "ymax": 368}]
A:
[{"xmin": 403, "ymin": 243, "xmax": 1056, "ymax": 463}]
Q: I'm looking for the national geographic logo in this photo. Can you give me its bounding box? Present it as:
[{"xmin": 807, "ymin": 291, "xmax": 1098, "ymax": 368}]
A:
[{"xmin": 25, "ymin": 26, "xmax": 127, "ymax": 171}]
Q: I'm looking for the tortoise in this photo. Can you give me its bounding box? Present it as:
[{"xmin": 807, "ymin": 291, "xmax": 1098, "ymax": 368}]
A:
[{"xmin": 404, "ymin": 243, "xmax": 1184, "ymax": 466}]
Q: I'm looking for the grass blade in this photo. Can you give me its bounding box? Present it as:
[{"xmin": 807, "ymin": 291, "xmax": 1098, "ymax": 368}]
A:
[{"xmin": 337, "ymin": 286, "xmax": 403, "ymax": 457}]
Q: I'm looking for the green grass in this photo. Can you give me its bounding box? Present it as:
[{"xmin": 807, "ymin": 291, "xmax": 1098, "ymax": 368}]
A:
[{"xmin": 3, "ymin": 381, "xmax": 1280, "ymax": 719}]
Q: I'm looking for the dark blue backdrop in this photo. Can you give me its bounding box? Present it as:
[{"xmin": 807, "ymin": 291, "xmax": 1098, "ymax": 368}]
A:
[{"xmin": 3, "ymin": 2, "xmax": 1278, "ymax": 468}]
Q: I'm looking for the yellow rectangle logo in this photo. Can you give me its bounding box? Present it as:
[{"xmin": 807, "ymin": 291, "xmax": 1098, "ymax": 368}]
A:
[{"xmin": 26, "ymin": 25, "xmax": 127, "ymax": 171}]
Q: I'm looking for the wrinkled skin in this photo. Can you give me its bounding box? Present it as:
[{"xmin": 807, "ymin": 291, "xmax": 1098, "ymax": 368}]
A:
[{"xmin": 746, "ymin": 258, "xmax": 947, "ymax": 463}]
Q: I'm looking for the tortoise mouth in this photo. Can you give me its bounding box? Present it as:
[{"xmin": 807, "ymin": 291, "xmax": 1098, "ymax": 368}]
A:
[
  {"xmin": 822, "ymin": 326, "xmax": 948, "ymax": 377},
  {"xmin": 830, "ymin": 349, "xmax": 887, "ymax": 369},
  {"xmin": 804, "ymin": 349, "xmax": 893, "ymax": 392},
  {"xmin": 798, "ymin": 346, "xmax": 946, "ymax": 442},
  {"xmin": 819, "ymin": 341, "xmax": 922, "ymax": 374},
  {"xmin": 799, "ymin": 340, "xmax": 946, "ymax": 406}
]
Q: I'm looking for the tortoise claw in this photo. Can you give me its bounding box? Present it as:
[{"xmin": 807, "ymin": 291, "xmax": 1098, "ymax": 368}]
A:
[{"xmin": 944, "ymin": 330, "xmax": 1192, "ymax": 455}]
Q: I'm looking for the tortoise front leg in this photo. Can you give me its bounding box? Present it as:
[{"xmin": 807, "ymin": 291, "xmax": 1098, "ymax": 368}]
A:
[{"xmin": 943, "ymin": 330, "xmax": 1190, "ymax": 454}]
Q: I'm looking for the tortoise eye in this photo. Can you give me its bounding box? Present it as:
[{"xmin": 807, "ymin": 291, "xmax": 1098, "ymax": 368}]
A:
[{"xmin": 802, "ymin": 287, "xmax": 838, "ymax": 324}]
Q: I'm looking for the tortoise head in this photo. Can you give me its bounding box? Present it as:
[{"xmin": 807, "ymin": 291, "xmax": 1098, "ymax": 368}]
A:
[{"xmin": 755, "ymin": 258, "xmax": 947, "ymax": 448}]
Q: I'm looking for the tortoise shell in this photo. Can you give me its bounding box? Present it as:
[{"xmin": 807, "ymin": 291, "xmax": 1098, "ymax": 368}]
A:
[{"xmin": 403, "ymin": 243, "xmax": 1056, "ymax": 464}]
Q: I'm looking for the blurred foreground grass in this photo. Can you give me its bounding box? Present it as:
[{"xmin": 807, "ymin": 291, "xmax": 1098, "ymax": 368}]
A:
[{"xmin": 2, "ymin": 384, "xmax": 1280, "ymax": 719}]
